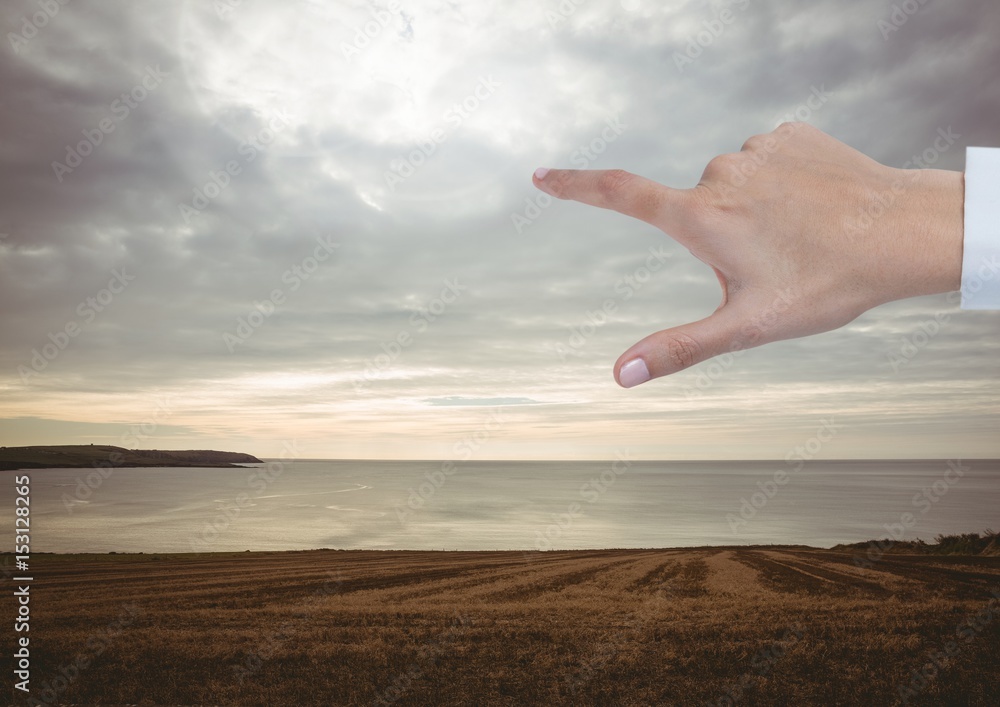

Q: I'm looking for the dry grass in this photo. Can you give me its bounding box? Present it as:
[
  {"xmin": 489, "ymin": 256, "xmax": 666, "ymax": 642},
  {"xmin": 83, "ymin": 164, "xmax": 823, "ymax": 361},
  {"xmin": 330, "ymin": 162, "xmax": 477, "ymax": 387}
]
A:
[{"xmin": 5, "ymin": 547, "xmax": 1000, "ymax": 706}]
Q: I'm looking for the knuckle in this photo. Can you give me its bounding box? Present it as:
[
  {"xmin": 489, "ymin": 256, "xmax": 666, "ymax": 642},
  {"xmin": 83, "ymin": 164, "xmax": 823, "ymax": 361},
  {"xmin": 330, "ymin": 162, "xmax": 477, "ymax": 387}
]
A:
[
  {"xmin": 701, "ymin": 153, "xmax": 742, "ymax": 181},
  {"xmin": 775, "ymin": 121, "xmax": 808, "ymax": 138},
  {"xmin": 686, "ymin": 184, "xmax": 718, "ymax": 218},
  {"xmin": 664, "ymin": 333, "xmax": 702, "ymax": 371},
  {"xmin": 595, "ymin": 169, "xmax": 635, "ymax": 201},
  {"xmin": 545, "ymin": 170, "xmax": 572, "ymax": 199}
]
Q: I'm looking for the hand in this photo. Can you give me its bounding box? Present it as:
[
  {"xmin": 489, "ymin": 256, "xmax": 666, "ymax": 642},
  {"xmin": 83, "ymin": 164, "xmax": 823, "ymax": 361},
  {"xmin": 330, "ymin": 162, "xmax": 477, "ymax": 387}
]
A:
[{"xmin": 532, "ymin": 122, "xmax": 964, "ymax": 388}]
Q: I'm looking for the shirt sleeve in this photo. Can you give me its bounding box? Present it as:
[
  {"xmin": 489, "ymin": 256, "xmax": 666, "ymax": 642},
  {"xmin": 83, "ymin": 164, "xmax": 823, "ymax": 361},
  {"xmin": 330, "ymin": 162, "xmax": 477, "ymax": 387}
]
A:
[{"xmin": 961, "ymin": 147, "xmax": 1000, "ymax": 309}]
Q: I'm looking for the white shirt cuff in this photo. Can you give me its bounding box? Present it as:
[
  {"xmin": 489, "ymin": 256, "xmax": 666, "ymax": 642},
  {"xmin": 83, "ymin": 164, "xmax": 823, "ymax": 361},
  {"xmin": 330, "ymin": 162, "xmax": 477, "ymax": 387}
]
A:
[{"xmin": 961, "ymin": 146, "xmax": 1000, "ymax": 309}]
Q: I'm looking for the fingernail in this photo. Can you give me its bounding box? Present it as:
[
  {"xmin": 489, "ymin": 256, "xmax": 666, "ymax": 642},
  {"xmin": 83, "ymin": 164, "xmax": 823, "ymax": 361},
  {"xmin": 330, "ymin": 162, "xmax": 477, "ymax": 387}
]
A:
[
  {"xmin": 619, "ymin": 358, "xmax": 650, "ymax": 388},
  {"xmin": 533, "ymin": 167, "xmax": 550, "ymax": 181}
]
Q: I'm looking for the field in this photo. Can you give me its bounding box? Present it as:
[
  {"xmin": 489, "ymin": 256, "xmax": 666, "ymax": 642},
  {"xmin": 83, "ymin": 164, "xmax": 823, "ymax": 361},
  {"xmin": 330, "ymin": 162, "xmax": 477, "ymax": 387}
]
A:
[{"xmin": 6, "ymin": 547, "xmax": 1000, "ymax": 706}]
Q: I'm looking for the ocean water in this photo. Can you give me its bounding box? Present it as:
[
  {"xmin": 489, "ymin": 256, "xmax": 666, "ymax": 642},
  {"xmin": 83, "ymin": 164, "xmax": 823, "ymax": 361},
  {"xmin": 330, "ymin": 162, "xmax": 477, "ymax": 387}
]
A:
[{"xmin": 4, "ymin": 459, "xmax": 998, "ymax": 553}]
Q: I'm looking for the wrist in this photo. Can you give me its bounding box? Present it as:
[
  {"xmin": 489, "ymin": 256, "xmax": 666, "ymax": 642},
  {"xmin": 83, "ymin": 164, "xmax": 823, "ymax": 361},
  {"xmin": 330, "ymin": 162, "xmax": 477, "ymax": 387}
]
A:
[{"xmin": 882, "ymin": 168, "xmax": 964, "ymax": 301}]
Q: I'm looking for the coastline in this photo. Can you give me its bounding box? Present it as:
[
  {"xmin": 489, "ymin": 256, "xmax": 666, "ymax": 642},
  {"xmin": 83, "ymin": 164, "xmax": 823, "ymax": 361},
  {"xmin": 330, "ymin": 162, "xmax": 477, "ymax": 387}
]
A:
[{"xmin": 0, "ymin": 444, "xmax": 262, "ymax": 471}]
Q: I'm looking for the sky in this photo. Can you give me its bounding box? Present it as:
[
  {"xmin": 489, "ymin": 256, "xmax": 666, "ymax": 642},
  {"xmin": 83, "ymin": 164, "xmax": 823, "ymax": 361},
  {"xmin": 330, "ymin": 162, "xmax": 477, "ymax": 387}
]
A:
[{"xmin": 0, "ymin": 0, "xmax": 998, "ymax": 460}]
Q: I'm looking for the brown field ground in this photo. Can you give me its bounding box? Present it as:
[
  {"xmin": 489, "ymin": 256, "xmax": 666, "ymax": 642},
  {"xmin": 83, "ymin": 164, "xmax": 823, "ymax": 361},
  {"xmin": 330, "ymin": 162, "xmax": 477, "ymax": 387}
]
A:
[{"xmin": 5, "ymin": 547, "xmax": 1000, "ymax": 706}]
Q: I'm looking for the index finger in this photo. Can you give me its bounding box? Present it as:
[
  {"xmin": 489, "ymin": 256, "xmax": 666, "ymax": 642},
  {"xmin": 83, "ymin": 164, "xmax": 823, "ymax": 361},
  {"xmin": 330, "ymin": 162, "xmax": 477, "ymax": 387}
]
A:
[{"xmin": 533, "ymin": 167, "xmax": 691, "ymax": 235}]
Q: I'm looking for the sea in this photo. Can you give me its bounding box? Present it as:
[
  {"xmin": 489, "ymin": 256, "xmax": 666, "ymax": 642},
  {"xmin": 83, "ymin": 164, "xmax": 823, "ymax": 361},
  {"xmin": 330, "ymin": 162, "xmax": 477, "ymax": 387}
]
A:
[{"xmin": 4, "ymin": 459, "xmax": 998, "ymax": 554}]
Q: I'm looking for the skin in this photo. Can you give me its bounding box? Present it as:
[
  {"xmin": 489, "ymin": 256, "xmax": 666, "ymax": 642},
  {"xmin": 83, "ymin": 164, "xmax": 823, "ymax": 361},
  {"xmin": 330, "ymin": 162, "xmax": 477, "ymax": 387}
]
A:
[{"xmin": 532, "ymin": 121, "xmax": 965, "ymax": 388}]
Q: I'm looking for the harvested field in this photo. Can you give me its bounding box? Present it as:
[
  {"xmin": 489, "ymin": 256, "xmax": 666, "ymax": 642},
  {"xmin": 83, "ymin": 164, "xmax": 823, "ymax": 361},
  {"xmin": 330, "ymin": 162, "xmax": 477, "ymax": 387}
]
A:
[{"xmin": 5, "ymin": 547, "xmax": 1000, "ymax": 705}]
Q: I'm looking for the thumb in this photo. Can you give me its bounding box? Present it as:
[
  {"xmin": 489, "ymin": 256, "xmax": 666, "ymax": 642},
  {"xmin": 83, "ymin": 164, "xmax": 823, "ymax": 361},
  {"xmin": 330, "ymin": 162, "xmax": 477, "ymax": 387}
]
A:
[{"xmin": 614, "ymin": 306, "xmax": 749, "ymax": 388}]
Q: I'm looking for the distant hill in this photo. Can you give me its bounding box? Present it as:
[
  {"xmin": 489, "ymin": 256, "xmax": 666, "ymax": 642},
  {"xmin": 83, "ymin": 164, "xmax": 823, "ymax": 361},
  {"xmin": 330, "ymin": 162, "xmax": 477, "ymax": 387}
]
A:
[{"xmin": 0, "ymin": 445, "xmax": 263, "ymax": 471}]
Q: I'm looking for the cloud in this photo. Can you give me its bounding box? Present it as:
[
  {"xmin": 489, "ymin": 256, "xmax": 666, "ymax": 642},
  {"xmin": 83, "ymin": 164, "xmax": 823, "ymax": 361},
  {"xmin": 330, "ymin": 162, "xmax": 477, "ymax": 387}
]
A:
[
  {"xmin": 424, "ymin": 396, "xmax": 541, "ymax": 406},
  {"xmin": 0, "ymin": 0, "xmax": 998, "ymax": 459}
]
